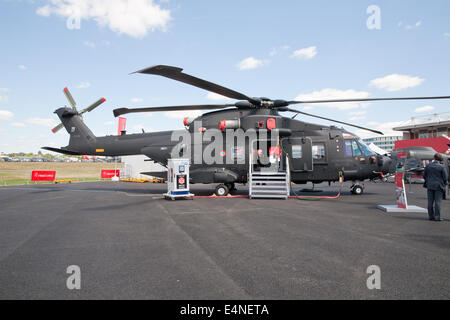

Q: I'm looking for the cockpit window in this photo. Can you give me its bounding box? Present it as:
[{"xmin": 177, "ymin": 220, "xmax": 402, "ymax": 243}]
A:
[
  {"xmin": 357, "ymin": 139, "xmax": 374, "ymax": 156},
  {"xmin": 345, "ymin": 139, "xmax": 374, "ymax": 157},
  {"xmin": 351, "ymin": 140, "xmax": 361, "ymax": 156}
]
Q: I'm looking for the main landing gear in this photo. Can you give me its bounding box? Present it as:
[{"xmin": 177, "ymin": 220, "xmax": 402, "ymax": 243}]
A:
[
  {"xmin": 350, "ymin": 182, "xmax": 364, "ymax": 195},
  {"xmin": 214, "ymin": 183, "xmax": 236, "ymax": 196}
]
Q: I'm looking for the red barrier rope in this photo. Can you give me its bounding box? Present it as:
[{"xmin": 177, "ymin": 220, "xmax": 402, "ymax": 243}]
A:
[{"xmin": 193, "ymin": 194, "xmax": 248, "ymax": 199}]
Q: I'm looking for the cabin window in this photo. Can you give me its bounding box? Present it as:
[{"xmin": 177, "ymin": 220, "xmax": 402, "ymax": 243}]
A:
[
  {"xmin": 312, "ymin": 143, "xmax": 326, "ymax": 160},
  {"xmin": 437, "ymin": 127, "xmax": 447, "ymax": 137},
  {"xmin": 351, "ymin": 140, "xmax": 362, "ymax": 157},
  {"xmin": 292, "ymin": 145, "xmax": 302, "ymax": 159},
  {"xmin": 344, "ymin": 140, "xmax": 353, "ymax": 157},
  {"xmin": 419, "ymin": 130, "xmax": 428, "ymax": 139}
]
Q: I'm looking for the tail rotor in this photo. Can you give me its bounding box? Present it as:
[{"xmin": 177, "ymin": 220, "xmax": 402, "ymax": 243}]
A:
[{"xmin": 52, "ymin": 87, "xmax": 106, "ymax": 133}]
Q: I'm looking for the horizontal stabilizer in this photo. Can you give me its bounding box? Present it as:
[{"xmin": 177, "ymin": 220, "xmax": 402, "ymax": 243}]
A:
[{"xmin": 41, "ymin": 147, "xmax": 81, "ymax": 155}]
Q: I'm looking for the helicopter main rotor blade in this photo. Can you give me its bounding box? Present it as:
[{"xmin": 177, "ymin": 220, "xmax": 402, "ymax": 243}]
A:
[
  {"xmin": 288, "ymin": 95, "xmax": 450, "ymax": 105},
  {"xmin": 132, "ymin": 65, "xmax": 257, "ymax": 103},
  {"xmin": 285, "ymin": 108, "xmax": 383, "ymax": 135},
  {"xmin": 114, "ymin": 104, "xmax": 236, "ymax": 117}
]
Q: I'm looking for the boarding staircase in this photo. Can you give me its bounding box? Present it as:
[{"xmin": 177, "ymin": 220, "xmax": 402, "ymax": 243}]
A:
[{"xmin": 248, "ymin": 153, "xmax": 291, "ymax": 199}]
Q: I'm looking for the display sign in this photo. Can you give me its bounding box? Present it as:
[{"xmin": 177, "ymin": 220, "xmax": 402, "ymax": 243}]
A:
[
  {"xmin": 31, "ymin": 171, "xmax": 56, "ymax": 182},
  {"xmin": 101, "ymin": 170, "xmax": 120, "ymax": 179},
  {"xmin": 176, "ymin": 174, "xmax": 187, "ymax": 189},
  {"xmin": 395, "ymin": 151, "xmax": 408, "ymax": 209}
]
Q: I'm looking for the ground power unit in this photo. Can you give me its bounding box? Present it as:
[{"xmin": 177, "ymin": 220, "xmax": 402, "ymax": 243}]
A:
[{"xmin": 164, "ymin": 158, "xmax": 194, "ymax": 200}]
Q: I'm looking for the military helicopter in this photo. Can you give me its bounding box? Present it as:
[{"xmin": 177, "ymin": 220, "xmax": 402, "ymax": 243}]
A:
[{"xmin": 43, "ymin": 65, "xmax": 450, "ymax": 196}]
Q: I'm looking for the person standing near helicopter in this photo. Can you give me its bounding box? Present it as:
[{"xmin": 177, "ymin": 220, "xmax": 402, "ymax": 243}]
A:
[{"xmin": 424, "ymin": 153, "xmax": 448, "ymax": 221}]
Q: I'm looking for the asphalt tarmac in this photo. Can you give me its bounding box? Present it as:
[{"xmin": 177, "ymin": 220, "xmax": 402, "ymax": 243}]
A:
[{"xmin": 0, "ymin": 181, "xmax": 449, "ymax": 299}]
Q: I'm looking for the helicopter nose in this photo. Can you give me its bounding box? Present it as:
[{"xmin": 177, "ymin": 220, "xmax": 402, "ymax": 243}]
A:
[{"xmin": 380, "ymin": 155, "xmax": 394, "ymax": 174}]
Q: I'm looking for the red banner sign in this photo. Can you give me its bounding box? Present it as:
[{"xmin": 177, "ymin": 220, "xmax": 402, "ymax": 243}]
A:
[
  {"xmin": 118, "ymin": 117, "xmax": 127, "ymax": 135},
  {"xmin": 101, "ymin": 170, "xmax": 120, "ymax": 179},
  {"xmin": 31, "ymin": 171, "xmax": 56, "ymax": 181}
]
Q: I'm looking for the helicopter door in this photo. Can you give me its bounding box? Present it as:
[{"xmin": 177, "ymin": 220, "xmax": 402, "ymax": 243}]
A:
[{"xmin": 282, "ymin": 137, "xmax": 313, "ymax": 172}]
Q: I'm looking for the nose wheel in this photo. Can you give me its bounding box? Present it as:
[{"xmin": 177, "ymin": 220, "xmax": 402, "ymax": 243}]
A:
[{"xmin": 351, "ymin": 183, "xmax": 364, "ymax": 195}]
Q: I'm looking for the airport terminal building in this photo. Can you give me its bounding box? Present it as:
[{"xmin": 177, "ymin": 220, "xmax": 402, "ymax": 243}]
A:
[
  {"xmin": 393, "ymin": 112, "xmax": 450, "ymax": 154},
  {"xmin": 362, "ymin": 136, "xmax": 402, "ymax": 152}
]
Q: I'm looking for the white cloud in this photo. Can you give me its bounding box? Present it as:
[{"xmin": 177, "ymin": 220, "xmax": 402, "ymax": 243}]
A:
[
  {"xmin": 36, "ymin": 5, "xmax": 51, "ymax": 17},
  {"xmin": 369, "ymin": 74, "xmax": 424, "ymax": 92},
  {"xmin": 0, "ymin": 95, "xmax": 8, "ymax": 103},
  {"xmin": 18, "ymin": 65, "xmax": 27, "ymax": 70},
  {"xmin": 131, "ymin": 98, "xmax": 143, "ymax": 103},
  {"xmin": 83, "ymin": 41, "xmax": 96, "ymax": 48},
  {"xmin": 294, "ymin": 89, "xmax": 371, "ymax": 110},
  {"xmin": 237, "ymin": 57, "xmax": 267, "ymax": 70},
  {"xmin": 349, "ymin": 111, "xmax": 367, "ymax": 116},
  {"xmin": 104, "ymin": 121, "xmax": 115, "ymax": 125},
  {"xmin": 83, "ymin": 40, "xmax": 111, "ymax": 48},
  {"xmin": 269, "ymin": 45, "xmax": 290, "ymax": 56},
  {"xmin": 414, "ymin": 105, "xmax": 435, "ymax": 113},
  {"xmin": 444, "ymin": 33, "xmax": 450, "ymax": 38},
  {"xmin": 349, "ymin": 116, "xmax": 366, "ymax": 121},
  {"xmin": 12, "ymin": 122, "xmax": 26, "ymax": 127},
  {"xmin": 77, "ymin": 81, "xmax": 91, "ymax": 89},
  {"xmin": 25, "ymin": 118, "xmax": 58, "ymax": 127},
  {"xmin": 400, "ymin": 20, "xmax": 422, "ymax": 30},
  {"xmin": 348, "ymin": 110, "xmax": 367, "ymax": 121},
  {"xmin": 269, "ymin": 48, "xmax": 278, "ymax": 56},
  {"xmin": 206, "ymin": 92, "xmax": 231, "ymax": 101},
  {"xmin": 290, "ymin": 46, "xmax": 317, "ymax": 59},
  {"xmin": 0, "ymin": 110, "xmax": 14, "ymax": 120},
  {"xmin": 354, "ymin": 121, "xmax": 404, "ymax": 139},
  {"xmin": 164, "ymin": 110, "xmax": 202, "ymax": 119},
  {"xmin": 0, "ymin": 88, "xmax": 9, "ymax": 93},
  {"xmin": 36, "ymin": 0, "xmax": 172, "ymax": 38}
]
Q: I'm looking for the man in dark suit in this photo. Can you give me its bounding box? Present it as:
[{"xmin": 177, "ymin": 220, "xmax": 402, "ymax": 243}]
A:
[{"xmin": 424, "ymin": 153, "xmax": 448, "ymax": 221}]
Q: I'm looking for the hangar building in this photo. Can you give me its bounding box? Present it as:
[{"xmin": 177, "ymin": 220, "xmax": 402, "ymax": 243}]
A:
[{"xmin": 121, "ymin": 155, "xmax": 167, "ymax": 180}]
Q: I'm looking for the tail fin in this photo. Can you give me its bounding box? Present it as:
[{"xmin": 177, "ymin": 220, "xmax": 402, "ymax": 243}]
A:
[{"xmin": 55, "ymin": 107, "xmax": 96, "ymax": 152}]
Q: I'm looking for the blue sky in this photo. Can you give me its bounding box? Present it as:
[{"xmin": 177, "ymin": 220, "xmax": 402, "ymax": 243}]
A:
[{"xmin": 0, "ymin": 0, "xmax": 449, "ymax": 153}]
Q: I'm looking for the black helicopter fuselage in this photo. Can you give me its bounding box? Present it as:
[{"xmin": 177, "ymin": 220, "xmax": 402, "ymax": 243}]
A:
[
  {"xmin": 45, "ymin": 107, "xmax": 395, "ymax": 186},
  {"xmin": 44, "ymin": 64, "xmax": 450, "ymax": 193}
]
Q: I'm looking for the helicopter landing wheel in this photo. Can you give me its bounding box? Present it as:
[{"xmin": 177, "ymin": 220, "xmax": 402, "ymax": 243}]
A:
[
  {"xmin": 215, "ymin": 184, "xmax": 229, "ymax": 196},
  {"xmin": 351, "ymin": 184, "xmax": 364, "ymax": 195}
]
